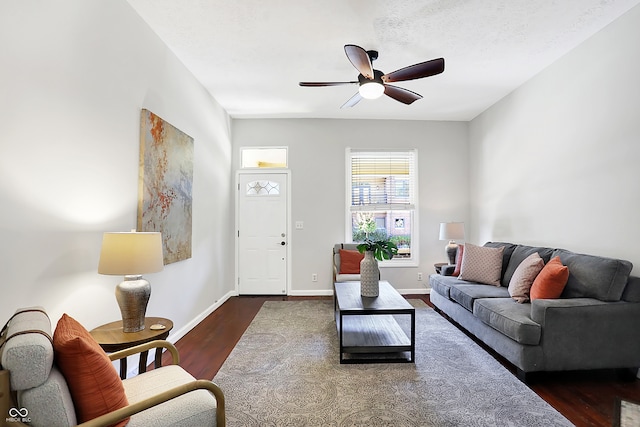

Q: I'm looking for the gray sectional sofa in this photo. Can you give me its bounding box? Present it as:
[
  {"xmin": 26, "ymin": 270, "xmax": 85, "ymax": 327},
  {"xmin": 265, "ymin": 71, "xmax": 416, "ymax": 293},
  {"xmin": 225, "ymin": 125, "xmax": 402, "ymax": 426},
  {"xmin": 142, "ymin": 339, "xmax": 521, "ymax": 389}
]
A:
[{"xmin": 429, "ymin": 242, "xmax": 640, "ymax": 381}]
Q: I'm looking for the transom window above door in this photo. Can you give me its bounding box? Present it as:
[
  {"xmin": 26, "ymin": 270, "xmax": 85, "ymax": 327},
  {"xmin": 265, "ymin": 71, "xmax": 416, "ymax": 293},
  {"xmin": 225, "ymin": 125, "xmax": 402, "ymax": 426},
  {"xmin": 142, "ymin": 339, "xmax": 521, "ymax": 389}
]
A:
[{"xmin": 241, "ymin": 147, "xmax": 288, "ymax": 168}]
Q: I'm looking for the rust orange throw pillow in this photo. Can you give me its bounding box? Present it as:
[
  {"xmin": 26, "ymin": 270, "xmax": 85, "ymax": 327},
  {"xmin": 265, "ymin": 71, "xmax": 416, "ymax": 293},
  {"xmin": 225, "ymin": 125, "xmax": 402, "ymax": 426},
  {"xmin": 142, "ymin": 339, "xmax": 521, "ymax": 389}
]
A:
[
  {"xmin": 53, "ymin": 314, "xmax": 129, "ymax": 427},
  {"xmin": 339, "ymin": 249, "xmax": 364, "ymax": 274},
  {"xmin": 530, "ymin": 256, "xmax": 570, "ymax": 300}
]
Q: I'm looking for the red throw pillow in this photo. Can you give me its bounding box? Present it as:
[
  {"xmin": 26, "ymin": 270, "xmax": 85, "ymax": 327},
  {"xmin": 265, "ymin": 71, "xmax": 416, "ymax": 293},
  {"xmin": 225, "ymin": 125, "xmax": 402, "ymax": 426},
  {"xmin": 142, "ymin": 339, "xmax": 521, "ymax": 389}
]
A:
[
  {"xmin": 530, "ymin": 256, "xmax": 570, "ymax": 300},
  {"xmin": 339, "ymin": 249, "xmax": 364, "ymax": 274},
  {"xmin": 53, "ymin": 314, "xmax": 129, "ymax": 426},
  {"xmin": 452, "ymin": 244, "xmax": 464, "ymax": 277}
]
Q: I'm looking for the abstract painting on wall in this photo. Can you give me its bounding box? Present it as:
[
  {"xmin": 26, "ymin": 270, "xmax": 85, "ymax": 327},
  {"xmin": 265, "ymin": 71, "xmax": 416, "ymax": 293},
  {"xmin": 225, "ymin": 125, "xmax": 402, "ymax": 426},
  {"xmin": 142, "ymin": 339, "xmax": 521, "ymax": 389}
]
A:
[{"xmin": 138, "ymin": 109, "xmax": 193, "ymax": 264}]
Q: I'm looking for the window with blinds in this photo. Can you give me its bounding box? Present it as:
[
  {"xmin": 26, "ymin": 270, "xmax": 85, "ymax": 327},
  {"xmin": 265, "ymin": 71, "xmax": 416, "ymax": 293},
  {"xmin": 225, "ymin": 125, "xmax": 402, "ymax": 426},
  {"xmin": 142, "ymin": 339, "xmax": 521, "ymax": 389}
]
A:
[{"xmin": 347, "ymin": 149, "xmax": 418, "ymax": 263}]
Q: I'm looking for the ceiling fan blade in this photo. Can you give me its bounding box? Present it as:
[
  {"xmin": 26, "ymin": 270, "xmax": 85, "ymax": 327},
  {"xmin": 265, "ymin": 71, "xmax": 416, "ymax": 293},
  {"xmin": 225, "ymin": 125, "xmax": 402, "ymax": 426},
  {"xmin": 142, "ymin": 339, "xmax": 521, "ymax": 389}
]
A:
[
  {"xmin": 340, "ymin": 92, "xmax": 363, "ymax": 108},
  {"xmin": 382, "ymin": 58, "xmax": 445, "ymax": 83},
  {"xmin": 299, "ymin": 81, "xmax": 357, "ymax": 87},
  {"xmin": 344, "ymin": 45, "xmax": 374, "ymax": 79},
  {"xmin": 384, "ymin": 84, "xmax": 423, "ymax": 105}
]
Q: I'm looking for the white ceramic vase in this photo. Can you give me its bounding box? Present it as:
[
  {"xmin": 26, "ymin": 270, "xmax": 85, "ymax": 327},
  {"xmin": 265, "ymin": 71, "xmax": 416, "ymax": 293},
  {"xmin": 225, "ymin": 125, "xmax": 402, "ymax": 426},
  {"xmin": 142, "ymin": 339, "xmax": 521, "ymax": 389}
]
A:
[{"xmin": 360, "ymin": 250, "xmax": 379, "ymax": 297}]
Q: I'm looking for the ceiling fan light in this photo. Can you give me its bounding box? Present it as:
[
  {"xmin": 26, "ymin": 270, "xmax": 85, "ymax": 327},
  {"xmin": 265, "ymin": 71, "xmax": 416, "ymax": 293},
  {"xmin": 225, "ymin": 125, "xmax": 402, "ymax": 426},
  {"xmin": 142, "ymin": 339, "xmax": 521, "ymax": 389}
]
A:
[{"xmin": 359, "ymin": 82, "xmax": 385, "ymax": 99}]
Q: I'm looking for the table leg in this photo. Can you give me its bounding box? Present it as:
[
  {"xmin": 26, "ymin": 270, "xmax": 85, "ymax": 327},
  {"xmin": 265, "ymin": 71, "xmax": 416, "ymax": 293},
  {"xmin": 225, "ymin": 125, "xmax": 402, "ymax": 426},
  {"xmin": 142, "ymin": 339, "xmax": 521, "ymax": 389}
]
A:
[
  {"xmin": 154, "ymin": 347, "xmax": 163, "ymax": 369},
  {"xmin": 410, "ymin": 310, "xmax": 416, "ymax": 363},
  {"xmin": 138, "ymin": 350, "xmax": 149, "ymax": 375},
  {"xmin": 339, "ymin": 312, "xmax": 344, "ymax": 364},
  {"xmin": 119, "ymin": 357, "xmax": 127, "ymax": 380}
]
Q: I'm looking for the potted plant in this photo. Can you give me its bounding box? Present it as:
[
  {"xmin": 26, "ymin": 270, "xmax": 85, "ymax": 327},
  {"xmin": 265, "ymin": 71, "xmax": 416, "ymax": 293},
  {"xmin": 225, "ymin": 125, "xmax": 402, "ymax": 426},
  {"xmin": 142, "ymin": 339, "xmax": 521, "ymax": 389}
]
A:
[
  {"xmin": 357, "ymin": 238, "xmax": 398, "ymax": 261},
  {"xmin": 356, "ymin": 238, "xmax": 398, "ymax": 297}
]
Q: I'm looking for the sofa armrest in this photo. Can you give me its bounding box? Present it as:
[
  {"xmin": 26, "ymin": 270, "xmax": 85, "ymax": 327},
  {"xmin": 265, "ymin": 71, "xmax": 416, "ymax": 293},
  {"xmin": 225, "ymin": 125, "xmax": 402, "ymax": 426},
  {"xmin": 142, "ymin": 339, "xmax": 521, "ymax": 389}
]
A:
[
  {"xmin": 107, "ymin": 340, "xmax": 180, "ymax": 366},
  {"xmin": 531, "ymin": 298, "xmax": 640, "ymax": 369},
  {"xmin": 76, "ymin": 379, "xmax": 225, "ymax": 427}
]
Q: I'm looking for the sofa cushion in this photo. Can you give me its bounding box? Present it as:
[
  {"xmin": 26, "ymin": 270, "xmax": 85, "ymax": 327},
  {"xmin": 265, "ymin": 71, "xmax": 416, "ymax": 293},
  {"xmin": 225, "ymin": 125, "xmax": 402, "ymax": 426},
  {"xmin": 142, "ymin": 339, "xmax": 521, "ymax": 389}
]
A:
[
  {"xmin": 552, "ymin": 249, "xmax": 633, "ymax": 302},
  {"xmin": 335, "ymin": 274, "xmax": 360, "ymax": 283},
  {"xmin": 502, "ymin": 245, "xmax": 554, "ymax": 287},
  {"xmin": 622, "ymin": 276, "xmax": 640, "ymax": 303},
  {"xmin": 483, "ymin": 242, "xmax": 517, "ymax": 281},
  {"xmin": 429, "ymin": 274, "xmax": 470, "ymax": 300},
  {"xmin": 530, "ymin": 257, "xmax": 569, "ymax": 300},
  {"xmin": 1, "ymin": 307, "xmax": 53, "ymax": 391},
  {"xmin": 459, "ymin": 243, "xmax": 504, "ymax": 286},
  {"xmin": 53, "ymin": 314, "xmax": 130, "ymax": 426},
  {"xmin": 508, "ymin": 252, "xmax": 544, "ymax": 303},
  {"xmin": 123, "ymin": 365, "xmax": 218, "ymax": 427},
  {"xmin": 18, "ymin": 366, "xmax": 77, "ymax": 427},
  {"xmin": 338, "ymin": 249, "xmax": 363, "ymax": 274},
  {"xmin": 474, "ymin": 298, "xmax": 542, "ymax": 345},
  {"xmin": 450, "ymin": 284, "xmax": 510, "ymax": 312}
]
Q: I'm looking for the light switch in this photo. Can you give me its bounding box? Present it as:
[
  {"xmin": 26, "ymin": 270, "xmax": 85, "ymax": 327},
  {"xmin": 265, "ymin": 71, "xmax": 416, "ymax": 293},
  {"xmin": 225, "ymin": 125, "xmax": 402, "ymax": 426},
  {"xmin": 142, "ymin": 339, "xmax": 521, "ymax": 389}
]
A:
[{"xmin": 295, "ymin": 221, "xmax": 304, "ymax": 229}]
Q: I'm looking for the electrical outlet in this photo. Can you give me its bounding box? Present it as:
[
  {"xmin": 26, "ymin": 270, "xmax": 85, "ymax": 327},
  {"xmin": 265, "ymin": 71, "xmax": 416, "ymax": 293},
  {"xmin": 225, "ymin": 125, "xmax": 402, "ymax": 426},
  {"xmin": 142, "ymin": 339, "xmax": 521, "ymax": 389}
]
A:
[
  {"xmin": 417, "ymin": 272, "xmax": 423, "ymax": 281},
  {"xmin": 312, "ymin": 273, "xmax": 318, "ymax": 282}
]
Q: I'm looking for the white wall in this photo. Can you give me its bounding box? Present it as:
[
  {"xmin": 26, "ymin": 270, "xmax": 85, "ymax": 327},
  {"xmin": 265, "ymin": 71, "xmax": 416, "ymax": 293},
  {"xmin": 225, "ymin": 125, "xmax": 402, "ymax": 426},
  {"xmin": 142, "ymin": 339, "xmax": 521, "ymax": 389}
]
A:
[
  {"xmin": 0, "ymin": 0, "xmax": 235, "ymax": 335},
  {"xmin": 469, "ymin": 4, "xmax": 640, "ymax": 274},
  {"xmin": 232, "ymin": 119, "xmax": 469, "ymax": 294}
]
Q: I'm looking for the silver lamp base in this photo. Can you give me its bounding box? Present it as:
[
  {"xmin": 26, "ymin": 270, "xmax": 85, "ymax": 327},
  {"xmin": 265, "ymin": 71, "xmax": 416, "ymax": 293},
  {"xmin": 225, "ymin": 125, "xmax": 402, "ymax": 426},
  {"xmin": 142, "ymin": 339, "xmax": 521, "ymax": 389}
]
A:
[
  {"xmin": 115, "ymin": 275, "xmax": 151, "ymax": 333},
  {"xmin": 445, "ymin": 240, "xmax": 458, "ymax": 265}
]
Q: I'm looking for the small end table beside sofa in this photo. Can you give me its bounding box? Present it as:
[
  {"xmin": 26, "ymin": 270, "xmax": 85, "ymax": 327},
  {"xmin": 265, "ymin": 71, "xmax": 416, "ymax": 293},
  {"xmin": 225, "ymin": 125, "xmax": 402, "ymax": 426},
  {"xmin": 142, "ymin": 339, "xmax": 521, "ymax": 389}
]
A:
[{"xmin": 90, "ymin": 317, "xmax": 173, "ymax": 379}]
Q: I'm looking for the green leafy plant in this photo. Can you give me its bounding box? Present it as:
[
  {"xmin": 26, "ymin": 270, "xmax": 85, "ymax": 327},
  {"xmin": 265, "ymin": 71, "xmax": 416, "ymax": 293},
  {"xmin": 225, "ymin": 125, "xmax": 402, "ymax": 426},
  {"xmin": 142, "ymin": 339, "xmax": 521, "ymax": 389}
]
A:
[{"xmin": 357, "ymin": 238, "xmax": 398, "ymax": 261}]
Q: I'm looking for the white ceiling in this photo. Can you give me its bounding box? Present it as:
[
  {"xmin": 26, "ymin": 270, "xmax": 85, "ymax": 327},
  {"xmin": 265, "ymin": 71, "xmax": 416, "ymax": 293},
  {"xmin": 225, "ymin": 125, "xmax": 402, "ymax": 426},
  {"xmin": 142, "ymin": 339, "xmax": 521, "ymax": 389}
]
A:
[{"xmin": 126, "ymin": 0, "xmax": 639, "ymax": 121}]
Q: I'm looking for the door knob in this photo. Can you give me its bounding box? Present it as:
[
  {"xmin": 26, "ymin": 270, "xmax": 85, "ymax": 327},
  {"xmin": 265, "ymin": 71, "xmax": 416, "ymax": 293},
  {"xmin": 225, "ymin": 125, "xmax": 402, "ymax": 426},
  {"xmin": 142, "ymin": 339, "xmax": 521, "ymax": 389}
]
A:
[{"xmin": 280, "ymin": 241, "xmax": 286, "ymax": 246}]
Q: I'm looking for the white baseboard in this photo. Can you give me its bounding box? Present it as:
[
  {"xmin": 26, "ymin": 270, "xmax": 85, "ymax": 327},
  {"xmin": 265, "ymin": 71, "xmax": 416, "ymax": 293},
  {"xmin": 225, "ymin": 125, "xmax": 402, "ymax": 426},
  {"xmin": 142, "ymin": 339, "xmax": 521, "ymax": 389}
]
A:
[
  {"xmin": 288, "ymin": 289, "xmax": 334, "ymax": 296},
  {"xmin": 398, "ymin": 288, "xmax": 430, "ymax": 295}
]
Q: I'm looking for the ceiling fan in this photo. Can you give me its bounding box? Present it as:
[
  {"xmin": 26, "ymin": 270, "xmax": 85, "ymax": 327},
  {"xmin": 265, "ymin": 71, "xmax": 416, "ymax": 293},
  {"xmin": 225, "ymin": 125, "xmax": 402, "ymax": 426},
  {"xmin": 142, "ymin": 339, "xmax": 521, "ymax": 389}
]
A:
[{"xmin": 299, "ymin": 44, "xmax": 445, "ymax": 108}]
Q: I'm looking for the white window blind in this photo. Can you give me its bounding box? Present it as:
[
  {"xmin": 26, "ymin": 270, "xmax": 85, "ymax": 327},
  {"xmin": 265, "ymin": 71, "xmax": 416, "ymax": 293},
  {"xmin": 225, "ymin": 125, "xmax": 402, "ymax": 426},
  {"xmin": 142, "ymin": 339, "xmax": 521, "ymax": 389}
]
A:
[{"xmin": 350, "ymin": 150, "xmax": 416, "ymax": 211}]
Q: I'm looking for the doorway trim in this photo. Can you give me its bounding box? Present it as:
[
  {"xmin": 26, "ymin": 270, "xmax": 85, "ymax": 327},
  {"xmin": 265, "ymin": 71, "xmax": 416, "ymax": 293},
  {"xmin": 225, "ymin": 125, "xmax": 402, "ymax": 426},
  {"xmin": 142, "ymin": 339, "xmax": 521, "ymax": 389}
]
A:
[{"xmin": 235, "ymin": 169, "xmax": 292, "ymax": 296}]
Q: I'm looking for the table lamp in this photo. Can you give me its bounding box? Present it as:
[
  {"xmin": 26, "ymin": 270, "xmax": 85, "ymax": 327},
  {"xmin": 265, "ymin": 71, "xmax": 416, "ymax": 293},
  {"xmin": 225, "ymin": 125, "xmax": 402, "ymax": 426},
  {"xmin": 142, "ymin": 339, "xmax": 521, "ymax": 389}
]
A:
[
  {"xmin": 98, "ymin": 231, "xmax": 164, "ymax": 332},
  {"xmin": 439, "ymin": 222, "xmax": 465, "ymax": 265}
]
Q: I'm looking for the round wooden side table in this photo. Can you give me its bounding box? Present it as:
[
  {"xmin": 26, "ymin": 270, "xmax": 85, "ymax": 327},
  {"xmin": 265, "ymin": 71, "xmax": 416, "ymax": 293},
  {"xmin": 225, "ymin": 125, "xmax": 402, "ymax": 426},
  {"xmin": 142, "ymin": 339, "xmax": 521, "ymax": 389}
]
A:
[
  {"xmin": 434, "ymin": 262, "xmax": 448, "ymax": 274},
  {"xmin": 90, "ymin": 317, "xmax": 173, "ymax": 379}
]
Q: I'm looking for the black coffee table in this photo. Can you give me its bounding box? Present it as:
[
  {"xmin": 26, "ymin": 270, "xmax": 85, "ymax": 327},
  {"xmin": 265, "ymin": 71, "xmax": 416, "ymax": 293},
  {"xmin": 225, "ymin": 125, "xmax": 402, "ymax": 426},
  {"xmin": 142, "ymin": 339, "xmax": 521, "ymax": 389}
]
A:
[{"xmin": 333, "ymin": 281, "xmax": 415, "ymax": 364}]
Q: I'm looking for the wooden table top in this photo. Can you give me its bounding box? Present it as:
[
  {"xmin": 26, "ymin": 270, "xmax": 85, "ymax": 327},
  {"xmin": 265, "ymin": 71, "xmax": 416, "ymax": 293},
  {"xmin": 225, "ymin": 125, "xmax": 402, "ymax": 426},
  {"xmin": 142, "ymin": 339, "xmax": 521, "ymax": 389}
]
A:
[
  {"xmin": 89, "ymin": 317, "xmax": 173, "ymax": 351},
  {"xmin": 334, "ymin": 281, "xmax": 414, "ymax": 313}
]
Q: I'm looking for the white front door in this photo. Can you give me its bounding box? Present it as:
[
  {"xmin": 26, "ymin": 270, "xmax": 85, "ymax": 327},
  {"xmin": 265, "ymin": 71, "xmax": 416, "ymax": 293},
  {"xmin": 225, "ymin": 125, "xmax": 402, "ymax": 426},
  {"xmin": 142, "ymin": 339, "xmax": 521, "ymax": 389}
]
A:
[{"xmin": 237, "ymin": 172, "xmax": 288, "ymax": 295}]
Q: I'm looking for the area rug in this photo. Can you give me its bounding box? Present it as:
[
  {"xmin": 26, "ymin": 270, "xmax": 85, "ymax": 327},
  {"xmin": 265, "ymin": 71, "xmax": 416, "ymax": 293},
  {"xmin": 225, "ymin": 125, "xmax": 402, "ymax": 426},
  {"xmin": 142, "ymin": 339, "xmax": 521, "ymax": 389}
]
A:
[{"xmin": 213, "ymin": 300, "xmax": 572, "ymax": 426}]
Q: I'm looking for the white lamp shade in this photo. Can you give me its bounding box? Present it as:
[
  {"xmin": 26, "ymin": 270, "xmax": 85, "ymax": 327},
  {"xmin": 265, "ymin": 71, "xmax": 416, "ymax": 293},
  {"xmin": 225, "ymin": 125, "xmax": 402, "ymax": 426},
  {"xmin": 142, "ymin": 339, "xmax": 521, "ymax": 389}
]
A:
[
  {"xmin": 439, "ymin": 222, "xmax": 465, "ymax": 241},
  {"xmin": 98, "ymin": 232, "xmax": 164, "ymax": 275}
]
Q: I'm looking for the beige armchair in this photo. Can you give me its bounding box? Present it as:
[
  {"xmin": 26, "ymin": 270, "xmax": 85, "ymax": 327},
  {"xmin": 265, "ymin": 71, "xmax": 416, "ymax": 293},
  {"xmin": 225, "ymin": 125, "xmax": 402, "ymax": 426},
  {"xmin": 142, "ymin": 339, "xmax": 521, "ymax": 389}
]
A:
[{"xmin": 1, "ymin": 307, "xmax": 225, "ymax": 427}]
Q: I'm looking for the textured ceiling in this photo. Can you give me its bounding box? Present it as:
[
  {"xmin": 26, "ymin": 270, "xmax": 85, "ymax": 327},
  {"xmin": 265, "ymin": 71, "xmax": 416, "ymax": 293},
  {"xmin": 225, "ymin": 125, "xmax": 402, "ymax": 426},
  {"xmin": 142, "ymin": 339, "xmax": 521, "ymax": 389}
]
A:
[{"xmin": 126, "ymin": 0, "xmax": 640, "ymax": 121}]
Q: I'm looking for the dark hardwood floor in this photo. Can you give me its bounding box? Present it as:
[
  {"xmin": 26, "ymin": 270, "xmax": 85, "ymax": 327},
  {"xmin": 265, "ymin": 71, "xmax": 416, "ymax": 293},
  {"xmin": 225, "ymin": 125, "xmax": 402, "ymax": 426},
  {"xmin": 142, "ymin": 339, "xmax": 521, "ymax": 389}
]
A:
[{"xmin": 166, "ymin": 294, "xmax": 640, "ymax": 427}]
